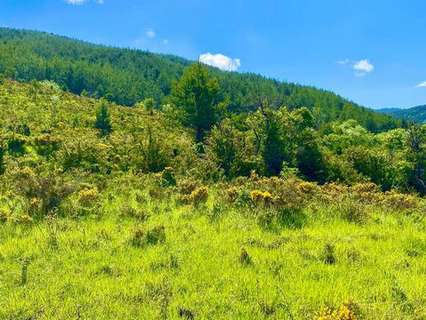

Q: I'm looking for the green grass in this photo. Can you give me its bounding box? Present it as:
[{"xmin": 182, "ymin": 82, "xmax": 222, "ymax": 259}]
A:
[{"xmin": 1, "ymin": 189, "xmax": 425, "ymax": 319}]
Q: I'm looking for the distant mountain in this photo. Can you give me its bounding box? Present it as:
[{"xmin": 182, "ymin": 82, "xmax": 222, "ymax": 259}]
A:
[
  {"xmin": 378, "ymin": 105, "xmax": 426, "ymax": 123},
  {"xmin": 0, "ymin": 27, "xmax": 400, "ymax": 131}
]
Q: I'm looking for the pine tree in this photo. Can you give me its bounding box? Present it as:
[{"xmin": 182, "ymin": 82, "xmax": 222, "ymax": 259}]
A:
[{"xmin": 94, "ymin": 101, "xmax": 112, "ymax": 137}]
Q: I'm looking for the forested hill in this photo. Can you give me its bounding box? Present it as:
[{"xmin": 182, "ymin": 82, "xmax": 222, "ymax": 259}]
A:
[
  {"xmin": 378, "ymin": 105, "xmax": 426, "ymax": 124},
  {"xmin": 0, "ymin": 27, "xmax": 399, "ymax": 131}
]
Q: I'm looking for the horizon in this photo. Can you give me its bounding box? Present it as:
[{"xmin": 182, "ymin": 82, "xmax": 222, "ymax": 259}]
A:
[{"xmin": 1, "ymin": 0, "xmax": 426, "ymax": 109}]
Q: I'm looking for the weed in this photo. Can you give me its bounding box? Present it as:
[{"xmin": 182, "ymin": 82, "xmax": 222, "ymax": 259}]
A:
[
  {"xmin": 240, "ymin": 248, "xmax": 252, "ymax": 266},
  {"xmin": 131, "ymin": 225, "xmax": 166, "ymax": 247},
  {"xmin": 322, "ymin": 243, "xmax": 336, "ymax": 265},
  {"xmin": 178, "ymin": 307, "xmax": 195, "ymax": 319},
  {"xmin": 19, "ymin": 258, "xmax": 30, "ymax": 286}
]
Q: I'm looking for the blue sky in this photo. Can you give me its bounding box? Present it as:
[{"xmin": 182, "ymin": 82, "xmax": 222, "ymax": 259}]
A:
[{"xmin": 1, "ymin": 0, "xmax": 426, "ymax": 108}]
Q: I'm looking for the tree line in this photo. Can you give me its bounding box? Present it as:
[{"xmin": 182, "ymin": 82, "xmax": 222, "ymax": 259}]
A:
[{"xmin": 0, "ymin": 27, "xmax": 400, "ymax": 132}]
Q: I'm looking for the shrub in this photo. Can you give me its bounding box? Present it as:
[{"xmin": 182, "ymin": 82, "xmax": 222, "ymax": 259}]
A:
[
  {"xmin": 17, "ymin": 214, "xmax": 33, "ymax": 225},
  {"xmin": 7, "ymin": 134, "xmax": 26, "ymax": 155},
  {"xmin": 316, "ymin": 300, "xmax": 361, "ymax": 320},
  {"xmin": 250, "ymin": 190, "xmax": 274, "ymax": 207},
  {"xmin": 59, "ymin": 136, "xmax": 111, "ymax": 173},
  {"xmin": 0, "ymin": 208, "xmax": 10, "ymax": 223},
  {"xmin": 256, "ymin": 210, "xmax": 276, "ymax": 228},
  {"xmin": 180, "ymin": 186, "xmax": 209, "ymax": 207},
  {"xmin": 322, "ymin": 243, "xmax": 336, "ymax": 265},
  {"xmin": 78, "ymin": 187, "xmax": 99, "ymax": 207},
  {"xmin": 139, "ymin": 127, "xmax": 169, "ymax": 173},
  {"xmin": 161, "ymin": 167, "xmax": 176, "ymax": 187},
  {"xmin": 381, "ymin": 191, "xmax": 419, "ymax": 211},
  {"xmin": 338, "ymin": 199, "xmax": 368, "ymax": 224},
  {"xmin": 33, "ymin": 134, "xmax": 62, "ymax": 157},
  {"xmin": 71, "ymin": 187, "xmax": 101, "ymax": 216},
  {"xmin": 225, "ymin": 186, "xmax": 240, "ymax": 203},
  {"xmin": 178, "ymin": 178, "xmax": 200, "ymax": 195},
  {"xmin": 11, "ymin": 167, "xmax": 75, "ymax": 217},
  {"xmin": 131, "ymin": 225, "xmax": 166, "ymax": 247},
  {"xmin": 120, "ymin": 204, "xmax": 149, "ymax": 221}
]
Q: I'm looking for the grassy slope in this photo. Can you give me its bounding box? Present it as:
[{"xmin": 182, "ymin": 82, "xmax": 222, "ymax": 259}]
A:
[{"xmin": 0, "ymin": 81, "xmax": 425, "ymax": 319}]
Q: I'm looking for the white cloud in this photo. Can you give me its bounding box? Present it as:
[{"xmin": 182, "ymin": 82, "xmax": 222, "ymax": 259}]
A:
[
  {"xmin": 416, "ymin": 81, "xmax": 426, "ymax": 88},
  {"xmin": 199, "ymin": 53, "xmax": 241, "ymax": 72},
  {"xmin": 162, "ymin": 39, "xmax": 169, "ymax": 45},
  {"xmin": 353, "ymin": 59, "xmax": 374, "ymax": 76},
  {"xmin": 65, "ymin": 0, "xmax": 104, "ymax": 5},
  {"xmin": 338, "ymin": 58, "xmax": 374, "ymax": 76},
  {"xmin": 146, "ymin": 29, "xmax": 156, "ymax": 39}
]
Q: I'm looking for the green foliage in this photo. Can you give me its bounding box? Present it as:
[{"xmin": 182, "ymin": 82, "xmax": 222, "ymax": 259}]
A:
[
  {"xmin": 406, "ymin": 124, "xmax": 426, "ymax": 194},
  {"xmin": 0, "ymin": 145, "xmax": 5, "ymax": 175},
  {"xmin": 0, "ymin": 28, "xmax": 400, "ymax": 132},
  {"xmin": 141, "ymin": 97, "xmax": 156, "ymax": 111},
  {"xmin": 170, "ymin": 63, "xmax": 223, "ymax": 141},
  {"xmin": 94, "ymin": 101, "xmax": 112, "ymax": 137},
  {"xmin": 207, "ymin": 118, "xmax": 261, "ymax": 177},
  {"xmin": 261, "ymin": 105, "xmax": 288, "ymax": 176}
]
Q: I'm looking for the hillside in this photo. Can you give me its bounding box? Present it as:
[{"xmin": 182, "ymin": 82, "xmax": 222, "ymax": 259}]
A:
[
  {"xmin": 0, "ymin": 27, "xmax": 399, "ymax": 132},
  {"xmin": 1, "ymin": 80, "xmax": 426, "ymax": 319},
  {"xmin": 379, "ymin": 105, "xmax": 426, "ymax": 123}
]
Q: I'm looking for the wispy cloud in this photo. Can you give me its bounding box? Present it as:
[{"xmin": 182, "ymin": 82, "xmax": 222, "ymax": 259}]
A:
[
  {"xmin": 199, "ymin": 53, "xmax": 241, "ymax": 71},
  {"xmin": 337, "ymin": 58, "xmax": 374, "ymax": 76},
  {"xmin": 416, "ymin": 81, "xmax": 426, "ymax": 88},
  {"xmin": 65, "ymin": 0, "xmax": 86, "ymax": 4},
  {"xmin": 146, "ymin": 29, "xmax": 156, "ymax": 39},
  {"xmin": 336, "ymin": 59, "xmax": 350, "ymax": 65},
  {"xmin": 65, "ymin": 0, "xmax": 104, "ymax": 5}
]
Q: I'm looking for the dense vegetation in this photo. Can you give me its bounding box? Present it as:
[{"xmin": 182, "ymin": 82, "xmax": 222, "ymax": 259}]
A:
[
  {"xmin": 0, "ymin": 73, "xmax": 425, "ymax": 319},
  {"xmin": 379, "ymin": 105, "xmax": 426, "ymax": 124},
  {"xmin": 0, "ymin": 28, "xmax": 400, "ymax": 132}
]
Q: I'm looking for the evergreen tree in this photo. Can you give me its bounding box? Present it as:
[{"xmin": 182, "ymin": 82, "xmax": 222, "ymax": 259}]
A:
[
  {"xmin": 260, "ymin": 103, "xmax": 286, "ymax": 176},
  {"xmin": 170, "ymin": 63, "xmax": 222, "ymax": 142},
  {"xmin": 94, "ymin": 101, "xmax": 112, "ymax": 137}
]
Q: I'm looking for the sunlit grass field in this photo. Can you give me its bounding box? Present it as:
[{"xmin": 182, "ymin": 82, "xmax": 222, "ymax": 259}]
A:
[{"xmin": 1, "ymin": 183, "xmax": 425, "ymax": 320}]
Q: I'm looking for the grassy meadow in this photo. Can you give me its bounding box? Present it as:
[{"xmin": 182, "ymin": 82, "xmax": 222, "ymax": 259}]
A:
[{"xmin": 1, "ymin": 175, "xmax": 426, "ymax": 319}]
